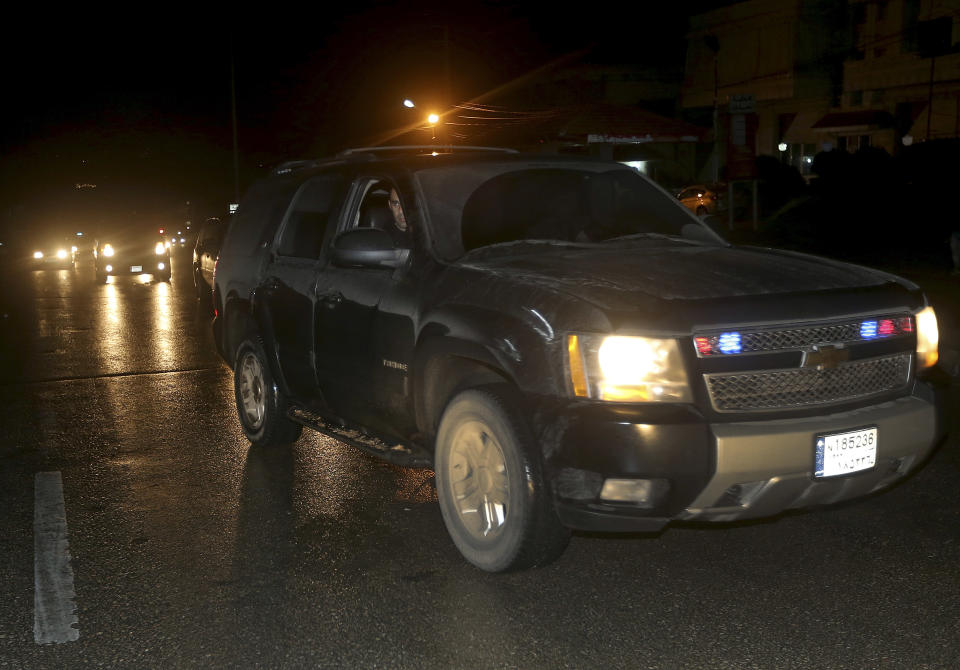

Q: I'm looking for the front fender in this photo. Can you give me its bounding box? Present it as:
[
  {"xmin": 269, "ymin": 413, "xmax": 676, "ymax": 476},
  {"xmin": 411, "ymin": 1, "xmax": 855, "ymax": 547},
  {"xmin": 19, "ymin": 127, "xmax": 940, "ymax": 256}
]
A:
[{"xmin": 413, "ymin": 304, "xmax": 564, "ymax": 432}]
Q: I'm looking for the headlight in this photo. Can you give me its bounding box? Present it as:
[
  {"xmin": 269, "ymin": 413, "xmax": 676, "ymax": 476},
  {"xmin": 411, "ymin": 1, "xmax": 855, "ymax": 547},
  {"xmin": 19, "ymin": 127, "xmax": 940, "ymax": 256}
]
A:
[
  {"xmin": 567, "ymin": 334, "xmax": 692, "ymax": 402},
  {"xmin": 102, "ymin": 244, "xmax": 114, "ymax": 257},
  {"xmin": 34, "ymin": 251, "xmax": 43, "ymax": 259},
  {"xmin": 155, "ymin": 242, "xmax": 166, "ymax": 255},
  {"xmin": 57, "ymin": 249, "xmax": 68, "ymax": 259},
  {"xmin": 916, "ymin": 306, "xmax": 939, "ymax": 369}
]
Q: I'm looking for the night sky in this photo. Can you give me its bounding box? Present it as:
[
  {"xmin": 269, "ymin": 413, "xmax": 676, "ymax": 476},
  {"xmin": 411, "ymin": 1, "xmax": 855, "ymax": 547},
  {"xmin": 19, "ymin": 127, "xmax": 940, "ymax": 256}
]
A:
[{"xmin": 0, "ymin": 2, "xmax": 726, "ymax": 239}]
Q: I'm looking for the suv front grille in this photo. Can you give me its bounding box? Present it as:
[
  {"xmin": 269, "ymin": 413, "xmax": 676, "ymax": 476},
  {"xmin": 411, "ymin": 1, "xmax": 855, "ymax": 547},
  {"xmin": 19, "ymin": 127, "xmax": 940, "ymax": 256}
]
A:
[
  {"xmin": 695, "ymin": 315, "xmax": 912, "ymax": 356},
  {"xmin": 739, "ymin": 323, "xmax": 862, "ymax": 353},
  {"xmin": 704, "ymin": 353, "xmax": 912, "ymax": 412}
]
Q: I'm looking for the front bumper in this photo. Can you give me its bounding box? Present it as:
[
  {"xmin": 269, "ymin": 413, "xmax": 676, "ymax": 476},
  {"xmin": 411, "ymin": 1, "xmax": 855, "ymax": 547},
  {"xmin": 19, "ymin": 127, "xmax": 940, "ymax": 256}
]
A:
[
  {"xmin": 34, "ymin": 256, "xmax": 75, "ymax": 269},
  {"xmin": 99, "ymin": 258, "xmax": 169, "ymax": 275},
  {"xmin": 546, "ymin": 387, "xmax": 941, "ymax": 532}
]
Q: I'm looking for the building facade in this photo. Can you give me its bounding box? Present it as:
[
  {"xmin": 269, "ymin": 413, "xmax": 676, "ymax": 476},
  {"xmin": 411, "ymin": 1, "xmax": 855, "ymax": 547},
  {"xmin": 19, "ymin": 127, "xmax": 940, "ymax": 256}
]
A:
[{"xmin": 681, "ymin": 0, "xmax": 960, "ymax": 178}]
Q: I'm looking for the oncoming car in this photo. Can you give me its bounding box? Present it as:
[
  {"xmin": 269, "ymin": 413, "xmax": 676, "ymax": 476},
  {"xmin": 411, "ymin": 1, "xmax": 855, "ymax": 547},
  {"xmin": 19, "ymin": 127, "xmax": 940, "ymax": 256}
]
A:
[
  {"xmin": 212, "ymin": 147, "xmax": 943, "ymax": 572},
  {"xmin": 94, "ymin": 229, "xmax": 171, "ymax": 282},
  {"xmin": 31, "ymin": 237, "xmax": 77, "ymax": 270}
]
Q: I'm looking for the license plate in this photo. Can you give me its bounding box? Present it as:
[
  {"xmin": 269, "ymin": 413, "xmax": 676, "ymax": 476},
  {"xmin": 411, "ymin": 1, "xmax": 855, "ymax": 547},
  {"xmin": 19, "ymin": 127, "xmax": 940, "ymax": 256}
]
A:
[
  {"xmin": 130, "ymin": 265, "xmax": 142, "ymax": 272},
  {"xmin": 814, "ymin": 427, "xmax": 877, "ymax": 478}
]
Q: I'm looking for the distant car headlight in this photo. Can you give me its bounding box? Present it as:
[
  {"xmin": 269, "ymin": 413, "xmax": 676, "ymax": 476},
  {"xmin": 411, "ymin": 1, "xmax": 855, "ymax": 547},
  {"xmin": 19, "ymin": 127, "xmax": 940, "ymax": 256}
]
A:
[
  {"xmin": 34, "ymin": 251, "xmax": 43, "ymax": 259},
  {"xmin": 102, "ymin": 244, "xmax": 114, "ymax": 257},
  {"xmin": 567, "ymin": 334, "xmax": 692, "ymax": 402},
  {"xmin": 155, "ymin": 242, "xmax": 166, "ymax": 255},
  {"xmin": 56, "ymin": 249, "xmax": 68, "ymax": 259},
  {"xmin": 916, "ymin": 306, "xmax": 939, "ymax": 369}
]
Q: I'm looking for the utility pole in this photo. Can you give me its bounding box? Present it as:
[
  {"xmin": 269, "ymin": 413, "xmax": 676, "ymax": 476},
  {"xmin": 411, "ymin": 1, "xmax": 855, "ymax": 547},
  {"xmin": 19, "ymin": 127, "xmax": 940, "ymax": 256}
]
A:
[
  {"xmin": 230, "ymin": 50, "xmax": 241, "ymax": 206},
  {"xmin": 926, "ymin": 53, "xmax": 935, "ymax": 142}
]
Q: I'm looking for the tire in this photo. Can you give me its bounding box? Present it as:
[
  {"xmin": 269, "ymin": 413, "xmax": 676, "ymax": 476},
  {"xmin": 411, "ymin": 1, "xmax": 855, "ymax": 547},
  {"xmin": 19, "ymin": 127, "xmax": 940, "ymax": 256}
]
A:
[
  {"xmin": 233, "ymin": 335, "xmax": 303, "ymax": 447},
  {"xmin": 434, "ymin": 385, "xmax": 570, "ymax": 572}
]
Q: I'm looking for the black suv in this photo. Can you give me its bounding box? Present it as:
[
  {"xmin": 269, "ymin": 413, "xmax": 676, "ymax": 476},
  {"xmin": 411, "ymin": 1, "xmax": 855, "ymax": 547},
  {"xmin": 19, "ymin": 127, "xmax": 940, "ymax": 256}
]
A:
[{"xmin": 212, "ymin": 147, "xmax": 943, "ymax": 572}]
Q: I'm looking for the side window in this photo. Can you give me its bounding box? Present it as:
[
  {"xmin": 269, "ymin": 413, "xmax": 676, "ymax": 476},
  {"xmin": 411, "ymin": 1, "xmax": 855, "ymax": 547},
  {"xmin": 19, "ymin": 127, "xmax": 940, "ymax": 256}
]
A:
[
  {"xmin": 221, "ymin": 179, "xmax": 298, "ymax": 258},
  {"xmin": 277, "ymin": 174, "xmax": 343, "ymax": 258},
  {"xmin": 350, "ymin": 177, "xmax": 410, "ymax": 245}
]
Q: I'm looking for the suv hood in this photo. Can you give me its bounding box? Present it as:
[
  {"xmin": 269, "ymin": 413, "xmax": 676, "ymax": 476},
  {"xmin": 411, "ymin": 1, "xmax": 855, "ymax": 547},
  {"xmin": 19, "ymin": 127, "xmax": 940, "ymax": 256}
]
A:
[{"xmin": 457, "ymin": 240, "xmax": 904, "ymax": 310}]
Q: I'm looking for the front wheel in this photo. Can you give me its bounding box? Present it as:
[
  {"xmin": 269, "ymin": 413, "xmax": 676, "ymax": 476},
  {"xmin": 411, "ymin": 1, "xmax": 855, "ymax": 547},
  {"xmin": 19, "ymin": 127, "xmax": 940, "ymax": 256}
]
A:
[
  {"xmin": 233, "ymin": 336, "xmax": 303, "ymax": 447},
  {"xmin": 434, "ymin": 385, "xmax": 570, "ymax": 572}
]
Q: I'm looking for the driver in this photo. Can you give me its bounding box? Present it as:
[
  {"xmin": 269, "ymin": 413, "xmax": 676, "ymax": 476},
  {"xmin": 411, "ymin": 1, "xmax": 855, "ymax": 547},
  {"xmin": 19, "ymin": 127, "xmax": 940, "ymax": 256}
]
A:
[{"xmin": 388, "ymin": 188, "xmax": 407, "ymax": 232}]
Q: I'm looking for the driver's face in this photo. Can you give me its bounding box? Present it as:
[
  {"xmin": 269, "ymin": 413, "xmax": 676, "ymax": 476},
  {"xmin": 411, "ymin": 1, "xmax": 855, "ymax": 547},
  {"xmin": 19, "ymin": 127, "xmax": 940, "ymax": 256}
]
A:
[{"xmin": 388, "ymin": 189, "xmax": 407, "ymax": 231}]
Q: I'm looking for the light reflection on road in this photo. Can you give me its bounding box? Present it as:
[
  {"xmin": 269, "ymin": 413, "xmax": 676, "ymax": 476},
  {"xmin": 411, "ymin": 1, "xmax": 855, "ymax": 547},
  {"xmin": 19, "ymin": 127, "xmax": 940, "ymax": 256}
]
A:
[{"xmin": 151, "ymin": 280, "xmax": 174, "ymax": 369}]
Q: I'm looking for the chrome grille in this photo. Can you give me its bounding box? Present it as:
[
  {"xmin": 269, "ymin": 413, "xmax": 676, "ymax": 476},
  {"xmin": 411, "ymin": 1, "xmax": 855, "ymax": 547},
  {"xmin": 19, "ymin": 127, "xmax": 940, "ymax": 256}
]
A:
[
  {"xmin": 740, "ymin": 323, "xmax": 862, "ymax": 353},
  {"xmin": 695, "ymin": 315, "xmax": 911, "ymax": 356},
  {"xmin": 705, "ymin": 353, "xmax": 912, "ymax": 412}
]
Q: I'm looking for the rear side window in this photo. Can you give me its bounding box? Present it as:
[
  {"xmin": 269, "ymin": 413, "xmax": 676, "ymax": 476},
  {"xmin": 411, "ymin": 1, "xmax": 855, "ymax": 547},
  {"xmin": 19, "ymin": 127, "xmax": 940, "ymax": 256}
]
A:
[
  {"xmin": 277, "ymin": 174, "xmax": 344, "ymax": 258},
  {"xmin": 220, "ymin": 178, "xmax": 299, "ymax": 259}
]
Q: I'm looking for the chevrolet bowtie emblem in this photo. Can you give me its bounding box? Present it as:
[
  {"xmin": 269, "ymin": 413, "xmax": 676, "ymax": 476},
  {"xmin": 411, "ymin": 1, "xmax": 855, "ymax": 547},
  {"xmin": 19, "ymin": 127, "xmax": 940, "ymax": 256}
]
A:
[{"xmin": 802, "ymin": 344, "xmax": 849, "ymax": 370}]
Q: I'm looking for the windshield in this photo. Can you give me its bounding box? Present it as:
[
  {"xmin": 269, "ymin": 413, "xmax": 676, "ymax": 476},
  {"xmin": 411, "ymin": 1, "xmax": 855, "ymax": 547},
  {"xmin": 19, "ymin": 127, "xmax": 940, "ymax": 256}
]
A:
[{"xmin": 416, "ymin": 161, "xmax": 722, "ymax": 260}]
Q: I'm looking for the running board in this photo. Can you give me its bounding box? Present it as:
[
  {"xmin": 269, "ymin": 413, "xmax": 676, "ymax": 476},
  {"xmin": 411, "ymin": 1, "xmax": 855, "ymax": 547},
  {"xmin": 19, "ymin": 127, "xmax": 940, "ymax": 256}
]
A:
[{"xmin": 286, "ymin": 405, "xmax": 432, "ymax": 468}]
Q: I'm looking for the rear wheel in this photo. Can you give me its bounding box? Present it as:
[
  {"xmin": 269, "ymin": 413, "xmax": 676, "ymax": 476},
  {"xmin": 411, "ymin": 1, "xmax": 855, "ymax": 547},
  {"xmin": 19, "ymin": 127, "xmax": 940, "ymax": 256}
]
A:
[
  {"xmin": 434, "ymin": 385, "xmax": 570, "ymax": 572},
  {"xmin": 233, "ymin": 335, "xmax": 302, "ymax": 447}
]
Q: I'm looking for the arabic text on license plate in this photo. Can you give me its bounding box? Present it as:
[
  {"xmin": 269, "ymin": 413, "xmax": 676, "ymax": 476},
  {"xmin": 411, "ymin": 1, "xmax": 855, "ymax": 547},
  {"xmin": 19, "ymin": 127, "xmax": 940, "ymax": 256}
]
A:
[
  {"xmin": 815, "ymin": 427, "xmax": 877, "ymax": 478},
  {"xmin": 131, "ymin": 265, "xmax": 142, "ymax": 272}
]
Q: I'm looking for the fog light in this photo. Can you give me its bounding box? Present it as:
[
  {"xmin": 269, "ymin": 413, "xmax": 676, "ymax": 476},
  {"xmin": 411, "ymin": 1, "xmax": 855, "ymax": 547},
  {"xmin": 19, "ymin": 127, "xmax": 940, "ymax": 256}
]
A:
[
  {"xmin": 157, "ymin": 262, "xmax": 165, "ymax": 270},
  {"xmin": 105, "ymin": 264, "xmax": 113, "ymax": 272},
  {"xmin": 600, "ymin": 478, "xmax": 668, "ymax": 507}
]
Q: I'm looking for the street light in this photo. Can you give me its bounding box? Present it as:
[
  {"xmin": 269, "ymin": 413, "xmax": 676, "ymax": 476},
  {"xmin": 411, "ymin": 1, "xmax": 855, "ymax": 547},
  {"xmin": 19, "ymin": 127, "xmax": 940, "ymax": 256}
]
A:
[{"xmin": 403, "ymin": 99, "xmax": 416, "ymax": 108}]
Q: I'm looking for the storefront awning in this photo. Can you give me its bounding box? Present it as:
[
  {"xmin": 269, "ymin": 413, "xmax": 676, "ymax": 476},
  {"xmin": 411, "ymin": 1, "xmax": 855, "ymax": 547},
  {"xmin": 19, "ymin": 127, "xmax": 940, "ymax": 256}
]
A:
[{"xmin": 811, "ymin": 110, "xmax": 894, "ymax": 132}]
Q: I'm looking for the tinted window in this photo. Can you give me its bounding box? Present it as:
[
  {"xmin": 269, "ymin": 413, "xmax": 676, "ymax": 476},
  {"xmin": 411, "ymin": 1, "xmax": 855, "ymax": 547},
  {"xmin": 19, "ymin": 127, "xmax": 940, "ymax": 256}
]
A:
[
  {"xmin": 277, "ymin": 174, "xmax": 344, "ymax": 258},
  {"xmin": 220, "ymin": 178, "xmax": 299, "ymax": 260}
]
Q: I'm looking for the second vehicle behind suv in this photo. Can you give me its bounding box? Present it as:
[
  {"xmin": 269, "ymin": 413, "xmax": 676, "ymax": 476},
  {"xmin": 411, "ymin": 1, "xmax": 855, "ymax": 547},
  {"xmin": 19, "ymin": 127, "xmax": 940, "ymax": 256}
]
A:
[
  {"xmin": 95, "ymin": 228, "xmax": 171, "ymax": 283},
  {"xmin": 213, "ymin": 147, "xmax": 943, "ymax": 572}
]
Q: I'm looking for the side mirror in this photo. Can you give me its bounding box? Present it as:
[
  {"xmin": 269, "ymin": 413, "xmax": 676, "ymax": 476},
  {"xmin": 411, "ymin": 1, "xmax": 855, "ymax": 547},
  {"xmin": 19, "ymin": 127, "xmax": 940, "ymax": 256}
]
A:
[{"xmin": 332, "ymin": 228, "xmax": 402, "ymax": 268}]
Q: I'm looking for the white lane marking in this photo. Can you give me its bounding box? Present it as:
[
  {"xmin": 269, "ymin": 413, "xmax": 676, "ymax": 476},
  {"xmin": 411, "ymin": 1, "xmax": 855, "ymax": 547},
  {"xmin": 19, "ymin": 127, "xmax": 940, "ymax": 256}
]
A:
[{"xmin": 34, "ymin": 471, "xmax": 80, "ymax": 644}]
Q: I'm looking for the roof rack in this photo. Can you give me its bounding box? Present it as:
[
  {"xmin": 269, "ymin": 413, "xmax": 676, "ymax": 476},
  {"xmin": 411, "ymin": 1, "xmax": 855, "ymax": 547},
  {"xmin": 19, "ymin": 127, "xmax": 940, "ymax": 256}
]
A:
[
  {"xmin": 271, "ymin": 159, "xmax": 322, "ymax": 176},
  {"xmin": 336, "ymin": 145, "xmax": 518, "ymax": 158}
]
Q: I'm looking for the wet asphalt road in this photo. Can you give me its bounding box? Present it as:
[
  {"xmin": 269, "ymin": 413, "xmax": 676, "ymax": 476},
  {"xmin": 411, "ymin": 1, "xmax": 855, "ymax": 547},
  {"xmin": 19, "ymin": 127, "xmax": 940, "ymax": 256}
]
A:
[{"xmin": 1, "ymin": 249, "xmax": 958, "ymax": 669}]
